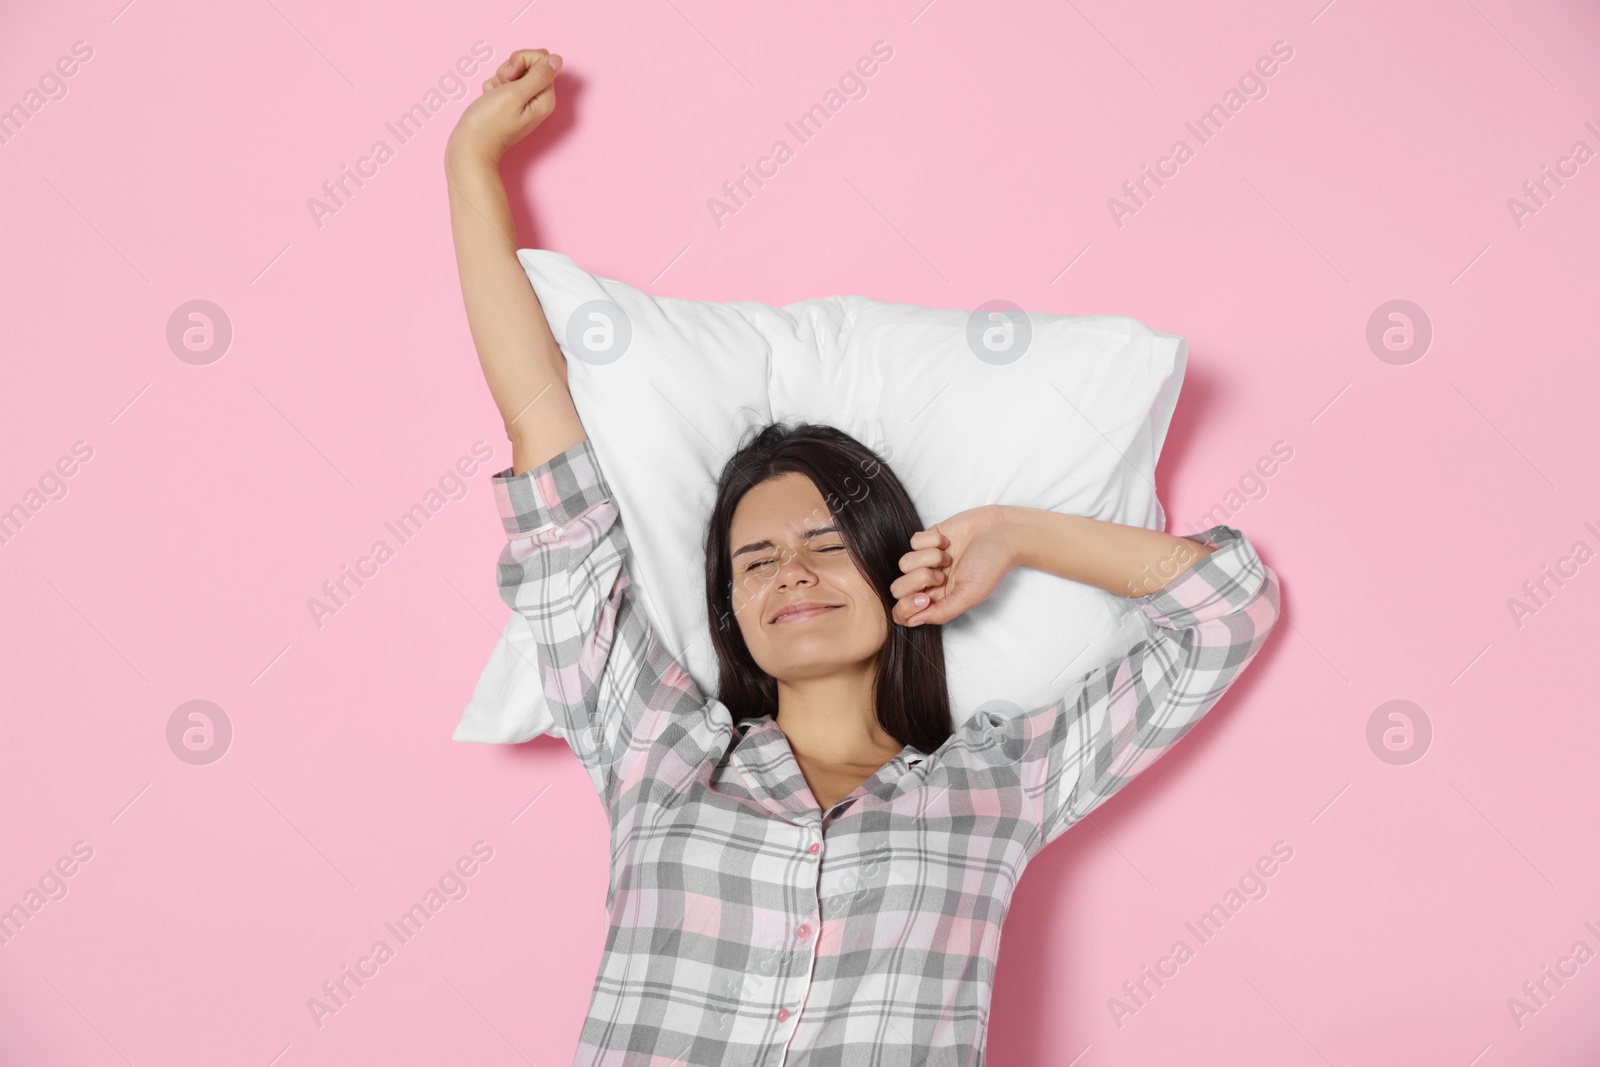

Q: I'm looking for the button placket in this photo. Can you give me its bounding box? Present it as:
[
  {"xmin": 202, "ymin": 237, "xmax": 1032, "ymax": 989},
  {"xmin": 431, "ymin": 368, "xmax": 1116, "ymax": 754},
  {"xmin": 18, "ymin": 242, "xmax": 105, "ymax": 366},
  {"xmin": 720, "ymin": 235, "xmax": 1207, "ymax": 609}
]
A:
[{"xmin": 776, "ymin": 902, "xmax": 822, "ymax": 1033}]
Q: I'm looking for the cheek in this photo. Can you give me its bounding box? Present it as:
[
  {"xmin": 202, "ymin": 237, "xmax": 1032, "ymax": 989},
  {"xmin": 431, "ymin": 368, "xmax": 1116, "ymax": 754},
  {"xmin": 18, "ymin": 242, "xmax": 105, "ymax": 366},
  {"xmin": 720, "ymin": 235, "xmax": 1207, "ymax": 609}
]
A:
[
  {"xmin": 837, "ymin": 567, "xmax": 883, "ymax": 611},
  {"xmin": 857, "ymin": 599, "xmax": 890, "ymax": 643},
  {"xmin": 729, "ymin": 595, "xmax": 758, "ymax": 640},
  {"xmin": 837, "ymin": 577, "xmax": 888, "ymax": 636},
  {"xmin": 728, "ymin": 582, "xmax": 774, "ymax": 644},
  {"xmin": 728, "ymin": 571, "xmax": 762, "ymax": 615}
]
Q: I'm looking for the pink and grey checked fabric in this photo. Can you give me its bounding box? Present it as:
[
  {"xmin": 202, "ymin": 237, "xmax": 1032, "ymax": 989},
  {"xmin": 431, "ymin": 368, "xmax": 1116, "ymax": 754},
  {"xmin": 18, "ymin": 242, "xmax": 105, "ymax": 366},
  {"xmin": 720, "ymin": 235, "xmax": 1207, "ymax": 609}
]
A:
[{"xmin": 491, "ymin": 436, "xmax": 1281, "ymax": 1067}]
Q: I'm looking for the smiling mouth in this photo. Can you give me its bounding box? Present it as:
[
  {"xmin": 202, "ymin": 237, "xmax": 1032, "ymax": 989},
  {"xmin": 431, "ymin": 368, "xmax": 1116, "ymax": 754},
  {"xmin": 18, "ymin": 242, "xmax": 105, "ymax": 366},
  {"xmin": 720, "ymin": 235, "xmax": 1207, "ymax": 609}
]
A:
[{"xmin": 772, "ymin": 604, "xmax": 842, "ymax": 624}]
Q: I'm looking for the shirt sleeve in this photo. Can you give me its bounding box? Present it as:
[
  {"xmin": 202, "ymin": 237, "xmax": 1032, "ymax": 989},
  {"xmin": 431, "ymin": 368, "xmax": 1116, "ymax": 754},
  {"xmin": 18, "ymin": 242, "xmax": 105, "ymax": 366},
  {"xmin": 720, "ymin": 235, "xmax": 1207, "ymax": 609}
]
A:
[
  {"xmin": 491, "ymin": 436, "xmax": 725, "ymax": 814},
  {"xmin": 1018, "ymin": 523, "xmax": 1282, "ymax": 851}
]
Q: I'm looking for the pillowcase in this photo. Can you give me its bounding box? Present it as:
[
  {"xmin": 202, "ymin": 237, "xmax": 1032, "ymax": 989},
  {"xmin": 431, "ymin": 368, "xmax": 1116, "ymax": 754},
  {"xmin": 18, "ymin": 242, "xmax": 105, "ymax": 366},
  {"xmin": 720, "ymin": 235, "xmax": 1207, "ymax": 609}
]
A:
[{"xmin": 453, "ymin": 249, "xmax": 1187, "ymax": 744}]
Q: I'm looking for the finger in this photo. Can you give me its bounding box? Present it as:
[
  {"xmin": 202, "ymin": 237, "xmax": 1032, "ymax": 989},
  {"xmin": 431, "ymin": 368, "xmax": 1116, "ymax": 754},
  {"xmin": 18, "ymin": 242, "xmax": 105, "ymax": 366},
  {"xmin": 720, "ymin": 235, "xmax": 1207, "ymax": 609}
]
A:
[
  {"xmin": 907, "ymin": 590, "xmax": 954, "ymax": 626},
  {"xmin": 889, "ymin": 567, "xmax": 944, "ymax": 600},
  {"xmin": 488, "ymin": 51, "xmax": 528, "ymax": 91},
  {"xmin": 892, "ymin": 578, "xmax": 937, "ymax": 618},
  {"xmin": 894, "ymin": 591, "xmax": 934, "ymax": 627},
  {"xmin": 523, "ymin": 81, "xmax": 557, "ymax": 121},
  {"xmin": 897, "ymin": 546, "xmax": 948, "ymax": 574},
  {"xmin": 502, "ymin": 49, "xmax": 545, "ymax": 79},
  {"xmin": 508, "ymin": 60, "xmax": 560, "ymax": 117},
  {"xmin": 508, "ymin": 50, "xmax": 557, "ymax": 93}
]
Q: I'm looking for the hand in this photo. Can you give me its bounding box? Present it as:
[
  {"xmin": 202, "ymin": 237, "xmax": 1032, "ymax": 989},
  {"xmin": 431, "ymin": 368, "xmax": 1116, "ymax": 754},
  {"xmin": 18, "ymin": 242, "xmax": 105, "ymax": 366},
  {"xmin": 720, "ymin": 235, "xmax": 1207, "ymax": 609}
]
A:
[
  {"xmin": 445, "ymin": 48, "xmax": 563, "ymax": 170},
  {"xmin": 890, "ymin": 505, "xmax": 1017, "ymax": 627}
]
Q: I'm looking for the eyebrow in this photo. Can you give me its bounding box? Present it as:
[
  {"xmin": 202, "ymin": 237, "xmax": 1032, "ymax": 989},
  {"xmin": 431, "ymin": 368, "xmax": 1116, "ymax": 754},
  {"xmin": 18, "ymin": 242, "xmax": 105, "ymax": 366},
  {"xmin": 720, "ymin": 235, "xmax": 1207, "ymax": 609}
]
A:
[{"xmin": 731, "ymin": 524, "xmax": 842, "ymax": 559}]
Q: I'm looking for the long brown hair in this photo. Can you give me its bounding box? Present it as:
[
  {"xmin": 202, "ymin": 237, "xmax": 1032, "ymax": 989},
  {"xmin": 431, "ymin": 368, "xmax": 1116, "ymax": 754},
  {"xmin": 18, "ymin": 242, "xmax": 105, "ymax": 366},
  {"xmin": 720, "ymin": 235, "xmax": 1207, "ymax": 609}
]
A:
[{"xmin": 702, "ymin": 420, "xmax": 953, "ymax": 755}]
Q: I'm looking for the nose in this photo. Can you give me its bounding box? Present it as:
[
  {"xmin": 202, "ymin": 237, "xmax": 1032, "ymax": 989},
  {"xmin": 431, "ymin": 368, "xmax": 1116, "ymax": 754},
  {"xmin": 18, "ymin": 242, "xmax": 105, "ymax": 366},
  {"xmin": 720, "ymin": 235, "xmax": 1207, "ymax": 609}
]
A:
[
  {"xmin": 776, "ymin": 567, "xmax": 815, "ymax": 591},
  {"xmin": 775, "ymin": 550, "xmax": 817, "ymax": 590}
]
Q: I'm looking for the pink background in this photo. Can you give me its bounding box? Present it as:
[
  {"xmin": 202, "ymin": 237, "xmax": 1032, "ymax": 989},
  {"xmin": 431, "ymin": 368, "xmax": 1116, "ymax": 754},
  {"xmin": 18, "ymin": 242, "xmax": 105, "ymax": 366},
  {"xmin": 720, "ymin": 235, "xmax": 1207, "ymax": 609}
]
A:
[{"xmin": 3, "ymin": 0, "xmax": 1598, "ymax": 1063}]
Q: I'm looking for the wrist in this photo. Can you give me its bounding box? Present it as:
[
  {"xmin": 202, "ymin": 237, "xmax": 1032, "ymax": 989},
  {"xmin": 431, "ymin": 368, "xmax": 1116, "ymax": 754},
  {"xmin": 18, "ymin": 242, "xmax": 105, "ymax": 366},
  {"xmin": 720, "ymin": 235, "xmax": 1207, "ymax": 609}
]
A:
[
  {"xmin": 995, "ymin": 504, "xmax": 1043, "ymax": 573},
  {"xmin": 444, "ymin": 142, "xmax": 501, "ymax": 181}
]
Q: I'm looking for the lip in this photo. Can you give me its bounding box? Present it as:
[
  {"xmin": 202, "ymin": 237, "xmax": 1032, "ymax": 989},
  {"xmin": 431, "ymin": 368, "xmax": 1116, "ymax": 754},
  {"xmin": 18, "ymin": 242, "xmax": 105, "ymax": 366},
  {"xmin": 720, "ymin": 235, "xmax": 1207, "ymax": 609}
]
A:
[{"xmin": 770, "ymin": 603, "xmax": 843, "ymax": 624}]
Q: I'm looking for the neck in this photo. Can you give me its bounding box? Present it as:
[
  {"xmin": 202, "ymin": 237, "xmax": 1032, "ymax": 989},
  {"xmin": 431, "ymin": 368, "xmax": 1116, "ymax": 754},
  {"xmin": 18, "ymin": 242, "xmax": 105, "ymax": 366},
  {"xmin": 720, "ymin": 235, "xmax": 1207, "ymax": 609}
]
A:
[{"xmin": 773, "ymin": 661, "xmax": 900, "ymax": 765}]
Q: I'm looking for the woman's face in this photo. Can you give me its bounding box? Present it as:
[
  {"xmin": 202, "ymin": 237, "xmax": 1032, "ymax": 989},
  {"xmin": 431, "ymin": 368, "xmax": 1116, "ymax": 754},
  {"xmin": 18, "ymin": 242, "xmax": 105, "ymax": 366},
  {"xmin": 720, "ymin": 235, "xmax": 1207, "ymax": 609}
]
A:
[{"xmin": 727, "ymin": 472, "xmax": 889, "ymax": 683}]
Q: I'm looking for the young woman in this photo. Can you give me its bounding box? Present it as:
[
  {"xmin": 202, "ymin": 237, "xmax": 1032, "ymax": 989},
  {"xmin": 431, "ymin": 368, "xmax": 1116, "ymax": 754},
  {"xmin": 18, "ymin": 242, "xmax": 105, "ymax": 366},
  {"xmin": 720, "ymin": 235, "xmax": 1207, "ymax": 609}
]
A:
[{"xmin": 448, "ymin": 48, "xmax": 1282, "ymax": 1067}]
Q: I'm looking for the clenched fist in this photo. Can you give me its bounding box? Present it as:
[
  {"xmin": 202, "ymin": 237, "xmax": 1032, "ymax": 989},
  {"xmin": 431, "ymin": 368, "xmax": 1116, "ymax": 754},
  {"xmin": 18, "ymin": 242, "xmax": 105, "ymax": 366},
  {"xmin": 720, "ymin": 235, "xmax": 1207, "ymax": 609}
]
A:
[
  {"xmin": 445, "ymin": 48, "xmax": 563, "ymax": 169},
  {"xmin": 890, "ymin": 505, "xmax": 1018, "ymax": 627}
]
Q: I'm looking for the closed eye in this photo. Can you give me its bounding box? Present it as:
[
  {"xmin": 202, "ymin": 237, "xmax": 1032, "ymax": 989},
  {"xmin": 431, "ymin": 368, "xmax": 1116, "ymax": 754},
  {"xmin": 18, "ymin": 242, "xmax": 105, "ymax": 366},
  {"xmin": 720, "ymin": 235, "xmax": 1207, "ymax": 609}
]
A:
[{"xmin": 744, "ymin": 544, "xmax": 846, "ymax": 572}]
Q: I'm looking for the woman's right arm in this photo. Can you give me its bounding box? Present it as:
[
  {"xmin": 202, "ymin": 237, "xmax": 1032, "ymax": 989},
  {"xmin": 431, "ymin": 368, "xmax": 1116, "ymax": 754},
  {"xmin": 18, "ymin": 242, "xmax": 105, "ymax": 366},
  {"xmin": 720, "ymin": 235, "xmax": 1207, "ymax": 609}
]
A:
[
  {"xmin": 447, "ymin": 53, "xmax": 730, "ymax": 812},
  {"xmin": 445, "ymin": 47, "xmax": 586, "ymax": 476}
]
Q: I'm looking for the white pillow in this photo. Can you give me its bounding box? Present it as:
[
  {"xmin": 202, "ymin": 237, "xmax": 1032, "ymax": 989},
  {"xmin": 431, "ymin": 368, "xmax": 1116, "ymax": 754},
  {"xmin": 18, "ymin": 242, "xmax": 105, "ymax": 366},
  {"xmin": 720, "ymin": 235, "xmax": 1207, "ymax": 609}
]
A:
[{"xmin": 453, "ymin": 249, "xmax": 1187, "ymax": 743}]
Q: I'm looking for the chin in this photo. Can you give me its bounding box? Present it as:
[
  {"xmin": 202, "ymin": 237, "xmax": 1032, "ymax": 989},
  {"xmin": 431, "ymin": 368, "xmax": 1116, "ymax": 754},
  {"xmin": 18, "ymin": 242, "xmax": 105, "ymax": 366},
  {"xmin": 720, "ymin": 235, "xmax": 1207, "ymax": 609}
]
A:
[{"xmin": 769, "ymin": 641, "xmax": 887, "ymax": 679}]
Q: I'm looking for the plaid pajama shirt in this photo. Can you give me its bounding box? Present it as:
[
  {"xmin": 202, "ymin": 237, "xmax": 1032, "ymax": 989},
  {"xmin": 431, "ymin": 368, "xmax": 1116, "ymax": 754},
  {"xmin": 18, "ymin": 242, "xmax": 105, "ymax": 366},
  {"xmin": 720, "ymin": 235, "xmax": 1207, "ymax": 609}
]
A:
[{"xmin": 492, "ymin": 437, "xmax": 1280, "ymax": 1067}]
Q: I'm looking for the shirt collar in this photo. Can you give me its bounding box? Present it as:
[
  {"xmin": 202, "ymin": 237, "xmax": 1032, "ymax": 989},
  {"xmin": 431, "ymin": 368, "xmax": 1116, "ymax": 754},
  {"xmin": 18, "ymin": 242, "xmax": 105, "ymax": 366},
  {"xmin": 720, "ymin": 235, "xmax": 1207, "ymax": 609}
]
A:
[{"xmin": 728, "ymin": 714, "xmax": 924, "ymax": 826}]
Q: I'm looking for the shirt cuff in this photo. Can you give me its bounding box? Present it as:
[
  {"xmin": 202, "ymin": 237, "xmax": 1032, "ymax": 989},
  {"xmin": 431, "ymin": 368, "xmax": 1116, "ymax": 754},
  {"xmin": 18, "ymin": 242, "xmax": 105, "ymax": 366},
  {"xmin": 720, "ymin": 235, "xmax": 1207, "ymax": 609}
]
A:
[
  {"xmin": 491, "ymin": 436, "xmax": 613, "ymax": 538},
  {"xmin": 1134, "ymin": 524, "xmax": 1271, "ymax": 630}
]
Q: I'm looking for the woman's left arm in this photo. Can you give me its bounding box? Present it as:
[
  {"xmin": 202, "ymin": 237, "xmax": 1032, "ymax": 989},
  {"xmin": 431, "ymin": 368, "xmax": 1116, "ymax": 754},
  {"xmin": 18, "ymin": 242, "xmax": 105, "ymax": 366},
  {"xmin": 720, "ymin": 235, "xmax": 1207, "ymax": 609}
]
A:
[
  {"xmin": 891, "ymin": 505, "xmax": 1222, "ymax": 627},
  {"xmin": 1017, "ymin": 521, "xmax": 1281, "ymax": 848},
  {"xmin": 1003, "ymin": 507, "xmax": 1217, "ymax": 597},
  {"xmin": 891, "ymin": 507, "xmax": 1281, "ymax": 849}
]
